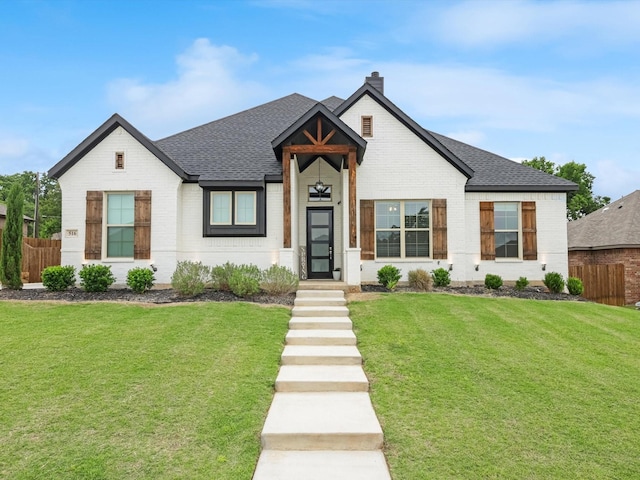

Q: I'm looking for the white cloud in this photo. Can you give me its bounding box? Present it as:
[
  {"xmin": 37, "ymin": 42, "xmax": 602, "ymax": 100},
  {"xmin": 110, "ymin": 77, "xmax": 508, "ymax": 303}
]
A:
[
  {"xmin": 424, "ymin": 0, "xmax": 640, "ymax": 49},
  {"xmin": 107, "ymin": 39, "xmax": 267, "ymax": 138}
]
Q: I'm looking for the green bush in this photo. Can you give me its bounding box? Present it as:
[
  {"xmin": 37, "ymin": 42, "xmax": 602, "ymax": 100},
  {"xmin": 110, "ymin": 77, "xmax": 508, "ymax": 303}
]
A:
[
  {"xmin": 431, "ymin": 267, "xmax": 451, "ymax": 287},
  {"xmin": 377, "ymin": 265, "xmax": 402, "ymax": 291},
  {"xmin": 408, "ymin": 268, "xmax": 432, "ymax": 291},
  {"xmin": 0, "ymin": 183, "xmax": 24, "ymax": 289},
  {"xmin": 515, "ymin": 276, "xmax": 529, "ymax": 291},
  {"xmin": 544, "ymin": 271, "xmax": 565, "ymax": 294},
  {"xmin": 484, "ymin": 273, "xmax": 503, "ymax": 290},
  {"xmin": 229, "ymin": 264, "xmax": 261, "ymax": 297},
  {"xmin": 79, "ymin": 264, "xmax": 116, "ymax": 292},
  {"xmin": 567, "ymin": 277, "xmax": 584, "ymax": 296},
  {"xmin": 261, "ymin": 265, "xmax": 299, "ymax": 295},
  {"xmin": 126, "ymin": 267, "xmax": 155, "ymax": 294},
  {"xmin": 42, "ymin": 265, "xmax": 76, "ymax": 291},
  {"xmin": 210, "ymin": 261, "xmax": 237, "ymax": 291},
  {"xmin": 171, "ymin": 261, "xmax": 210, "ymax": 296}
]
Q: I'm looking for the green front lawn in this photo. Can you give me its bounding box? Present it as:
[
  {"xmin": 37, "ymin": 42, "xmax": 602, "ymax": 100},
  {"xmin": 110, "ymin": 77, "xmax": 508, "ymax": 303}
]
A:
[
  {"xmin": 0, "ymin": 301, "xmax": 289, "ymax": 479},
  {"xmin": 351, "ymin": 294, "xmax": 640, "ymax": 479}
]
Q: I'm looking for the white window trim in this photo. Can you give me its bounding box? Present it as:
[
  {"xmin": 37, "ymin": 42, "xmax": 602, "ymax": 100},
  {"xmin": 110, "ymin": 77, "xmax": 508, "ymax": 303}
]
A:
[
  {"xmin": 375, "ymin": 200, "xmax": 431, "ymax": 259},
  {"xmin": 210, "ymin": 192, "xmax": 233, "ymax": 225},
  {"xmin": 234, "ymin": 191, "xmax": 257, "ymax": 225},
  {"xmin": 104, "ymin": 192, "xmax": 135, "ymax": 259},
  {"xmin": 494, "ymin": 202, "xmax": 523, "ymax": 260}
]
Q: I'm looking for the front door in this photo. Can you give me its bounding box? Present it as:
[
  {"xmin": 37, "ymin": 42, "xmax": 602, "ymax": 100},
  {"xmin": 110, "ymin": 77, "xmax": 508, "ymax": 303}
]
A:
[{"xmin": 307, "ymin": 207, "xmax": 333, "ymax": 279}]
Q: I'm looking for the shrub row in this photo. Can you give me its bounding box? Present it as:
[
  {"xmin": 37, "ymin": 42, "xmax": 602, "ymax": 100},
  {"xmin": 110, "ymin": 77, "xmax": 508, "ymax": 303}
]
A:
[
  {"xmin": 42, "ymin": 264, "xmax": 155, "ymax": 293},
  {"xmin": 171, "ymin": 261, "xmax": 298, "ymax": 297}
]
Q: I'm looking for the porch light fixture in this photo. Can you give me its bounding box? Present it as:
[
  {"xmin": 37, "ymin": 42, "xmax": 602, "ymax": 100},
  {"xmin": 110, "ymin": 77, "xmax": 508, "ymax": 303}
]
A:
[
  {"xmin": 448, "ymin": 264, "xmax": 453, "ymax": 271},
  {"xmin": 542, "ymin": 263, "xmax": 546, "ymax": 271},
  {"xmin": 314, "ymin": 158, "xmax": 327, "ymax": 193},
  {"xmin": 474, "ymin": 264, "xmax": 479, "ymax": 271}
]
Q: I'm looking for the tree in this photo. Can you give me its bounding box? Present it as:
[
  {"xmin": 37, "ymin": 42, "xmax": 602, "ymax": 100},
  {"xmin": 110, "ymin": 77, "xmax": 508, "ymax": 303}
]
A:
[
  {"xmin": 522, "ymin": 156, "xmax": 610, "ymax": 220},
  {"xmin": 0, "ymin": 183, "xmax": 25, "ymax": 289}
]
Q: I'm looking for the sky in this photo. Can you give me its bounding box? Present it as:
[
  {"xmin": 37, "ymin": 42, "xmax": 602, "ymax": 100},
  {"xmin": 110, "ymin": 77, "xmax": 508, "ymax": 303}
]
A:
[{"xmin": 1, "ymin": 0, "xmax": 639, "ymax": 200}]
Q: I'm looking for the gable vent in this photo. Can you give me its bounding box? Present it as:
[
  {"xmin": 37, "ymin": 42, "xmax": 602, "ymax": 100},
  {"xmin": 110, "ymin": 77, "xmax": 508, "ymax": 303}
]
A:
[{"xmin": 361, "ymin": 116, "xmax": 373, "ymax": 137}]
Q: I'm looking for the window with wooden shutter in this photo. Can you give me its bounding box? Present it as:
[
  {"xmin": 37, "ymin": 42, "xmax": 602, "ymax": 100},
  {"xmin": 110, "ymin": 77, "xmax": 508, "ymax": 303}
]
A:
[
  {"xmin": 432, "ymin": 199, "xmax": 447, "ymax": 259},
  {"xmin": 480, "ymin": 202, "xmax": 495, "ymax": 260},
  {"xmin": 134, "ymin": 190, "xmax": 152, "ymax": 259},
  {"xmin": 360, "ymin": 199, "xmax": 375, "ymax": 260},
  {"xmin": 522, "ymin": 201, "xmax": 537, "ymax": 260},
  {"xmin": 361, "ymin": 116, "xmax": 373, "ymax": 137},
  {"xmin": 85, "ymin": 191, "xmax": 103, "ymax": 260}
]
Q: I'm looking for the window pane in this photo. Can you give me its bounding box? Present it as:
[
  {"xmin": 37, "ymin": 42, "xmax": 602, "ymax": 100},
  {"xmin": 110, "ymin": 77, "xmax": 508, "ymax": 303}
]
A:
[
  {"xmin": 404, "ymin": 202, "xmax": 429, "ymax": 229},
  {"xmin": 236, "ymin": 192, "xmax": 255, "ymax": 224},
  {"xmin": 107, "ymin": 193, "xmax": 134, "ymax": 225},
  {"xmin": 309, "ymin": 185, "xmax": 331, "ymax": 202},
  {"xmin": 376, "ymin": 231, "xmax": 401, "ymax": 257},
  {"xmin": 211, "ymin": 192, "xmax": 231, "ymax": 224},
  {"xmin": 495, "ymin": 203, "xmax": 518, "ymax": 230},
  {"xmin": 376, "ymin": 202, "xmax": 401, "ymax": 229},
  {"xmin": 496, "ymin": 232, "xmax": 519, "ymax": 258},
  {"xmin": 405, "ymin": 230, "xmax": 430, "ymax": 257},
  {"xmin": 311, "ymin": 227, "xmax": 329, "ymax": 242},
  {"xmin": 310, "ymin": 212, "xmax": 329, "ymax": 225},
  {"xmin": 107, "ymin": 226, "xmax": 134, "ymax": 257},
  {"xmin": 311, "ymin": 259, "xmax": 330, "ymax": 273},
  {"xmin": 311, "ymin": 243, "xmax": 329, "ymax": 257}
]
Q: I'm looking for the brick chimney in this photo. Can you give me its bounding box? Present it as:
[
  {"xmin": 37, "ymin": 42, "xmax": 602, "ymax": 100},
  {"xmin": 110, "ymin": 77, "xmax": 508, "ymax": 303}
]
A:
[{"xmin": 365, "ymin": 71, "xmax": 384, "ymax": 94}]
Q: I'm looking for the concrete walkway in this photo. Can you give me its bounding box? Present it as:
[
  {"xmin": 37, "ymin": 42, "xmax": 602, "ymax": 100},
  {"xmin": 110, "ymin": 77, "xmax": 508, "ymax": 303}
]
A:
[{"xmin": 253, "ymin": 286, "xmax": 391, "ymax": 479}]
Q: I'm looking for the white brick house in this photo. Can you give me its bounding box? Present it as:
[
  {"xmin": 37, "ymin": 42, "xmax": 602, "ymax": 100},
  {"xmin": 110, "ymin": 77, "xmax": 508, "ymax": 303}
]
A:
[{"xmin": 49, "ymin": 73, "xmax": 576, "ymax": 287}]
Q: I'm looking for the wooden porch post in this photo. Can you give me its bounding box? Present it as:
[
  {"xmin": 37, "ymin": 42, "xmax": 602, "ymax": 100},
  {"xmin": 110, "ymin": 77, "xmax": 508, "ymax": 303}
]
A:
[
  {"xmin": 282, "ymin": 147, "xmax": 291, "ymax": 248},
  {"xmin": 348, "ymin": 148, "xmax": 357, "ymax": 248}
]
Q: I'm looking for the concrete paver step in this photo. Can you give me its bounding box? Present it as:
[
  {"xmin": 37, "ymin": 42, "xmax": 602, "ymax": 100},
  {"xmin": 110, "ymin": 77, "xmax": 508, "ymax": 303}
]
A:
[
  {"xmin": 291, "ymin": 305, "xmax": 350, "ymax": 317},
  {"xmin": 253, "ymin": 450, "xmax": 391, "ymax": 480},
  {"xmin": 296, "ymin": 289, "xmax": 346, "ymax": 298},
  {"xmin": 286, "ymin": 329, "xmax": 356, "ymax": 345},
  {"xmin": 276, "ymin": 365, "xmax": 369, "ymax": 392},
  {"xmin": 294, "ymin": 297, "xmax": 347, "ymax": 307},
  {"xmin": 281, "ymin": 345, "xmax": 362, "ymax": 365},
  {"xmin": 261, "ymin": 392, "xmax": 383, "ymax": 450},
  {"xmin": 289, "ymin": 316, "xmax": 352, "ymax": 330}
]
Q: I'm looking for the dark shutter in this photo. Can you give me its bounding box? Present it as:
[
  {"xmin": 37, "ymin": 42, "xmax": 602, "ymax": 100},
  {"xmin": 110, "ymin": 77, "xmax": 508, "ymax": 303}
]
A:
[
  {"xmin": 360, "ymin": 200, "xmax": 375, "ymax": 260},
  {"xmin": 480, "ymin": 202, "xmax": 495, "ymax": 260},
  {"xmin": 432, "ymin": 199, "xmax": 447, "ymax": 259},
  {"xmin": 522, "ymin": 201, "xmax": 537, "ymax": 260},
  {"xmin": 134, "ymin": 190, "xmax": 152, "ymax": 259},
  {"xmin": 85, "ymin": 191, "xmax": 103, "ymax": 260}
]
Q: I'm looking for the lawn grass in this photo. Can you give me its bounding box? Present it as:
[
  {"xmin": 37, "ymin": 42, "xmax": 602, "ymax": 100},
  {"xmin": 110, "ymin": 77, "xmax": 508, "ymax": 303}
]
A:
[
  {"xmin": 0, "ymin": 301, "xmax": 290, "ymax": 479},
  {"xmin": 350, "ymin": 293, "xmax": 640, "ymax": 479}
]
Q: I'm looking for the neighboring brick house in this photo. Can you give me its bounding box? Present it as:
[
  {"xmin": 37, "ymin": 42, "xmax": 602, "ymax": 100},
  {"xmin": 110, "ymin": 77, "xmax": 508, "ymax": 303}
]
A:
[
  {"xmin": 48, "ymin": 72, "xmax": 577, "ymax": 287},
  {"xmin": 568, "ymin": 190, "xmax": 640, "ymax": 305},
  {"xmin": 0, "ymin": 203, "xmax": 33, "ymax": 236}
]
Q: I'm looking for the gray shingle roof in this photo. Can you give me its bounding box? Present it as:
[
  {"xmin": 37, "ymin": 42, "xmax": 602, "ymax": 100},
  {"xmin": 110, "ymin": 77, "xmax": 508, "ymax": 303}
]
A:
[
  {"xmin": 568, "ymin": 190, "xmax": 640, "ymax": 249},
  {"xmin": 155, "ymin": 93, "xmax": 322, "ymax": 182}
]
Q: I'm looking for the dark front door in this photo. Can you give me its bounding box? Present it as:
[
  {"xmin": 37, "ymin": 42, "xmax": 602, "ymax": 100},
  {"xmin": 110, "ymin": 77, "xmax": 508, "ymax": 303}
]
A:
[{"xmin": 307, "ymin": 207, "xmax": 333, "ymax": 279}]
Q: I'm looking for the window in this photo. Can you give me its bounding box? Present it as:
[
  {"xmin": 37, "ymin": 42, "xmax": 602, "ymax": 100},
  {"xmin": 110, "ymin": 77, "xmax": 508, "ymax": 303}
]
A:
[
  {"xmin": 203, "ymin": 187, "xmax": 266, "ymax": 237},
  {"xmin": 115, "ymin": 152, "xmax": 125, "ymax": 170},
  {"xmin": 375, "ymin": 200, "xmax": 430, "ymax": 258},
  {"xmin": 494, "ymin": 203, "xmax": 519, "ymax": 258},
  {"xmin": 361, "ymin": 116, "xmax": 373, "ymax": 137},
  {"xmin": 106, "ymin": 193, "xmax": 134, "ymax": 257},
  {"xmin": 308, "ymin": 185, "xmax": 332, "ymax": 202}
]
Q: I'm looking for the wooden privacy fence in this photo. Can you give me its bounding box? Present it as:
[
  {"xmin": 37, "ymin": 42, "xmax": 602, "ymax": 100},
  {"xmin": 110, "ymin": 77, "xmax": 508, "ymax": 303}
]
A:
[
  {"xmin": 569, "ymin": 263, "xmax": 625, "ymax": 306},
  {"xmin": 0, "ymin": 229, "xmax": 62, "ymax": 283}
]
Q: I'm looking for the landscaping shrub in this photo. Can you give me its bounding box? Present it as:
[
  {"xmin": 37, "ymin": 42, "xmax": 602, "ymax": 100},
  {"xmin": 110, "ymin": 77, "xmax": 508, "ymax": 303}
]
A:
[
  {"xmin": 544, "ymin": 271, "xmax": 565, "ymax": 294},
  {"xmin": 79, "ymin": 264, "xmax": 116, "ymax": 292},
  {"xmin": 515, "ymin": 276, "xmax": 529, "ymax": 291},
  {"xmin": 567, "ymin": 276, "xmax": 584, "ymax": 296},
  {"xmin": 210, "ymin": 261, "xmax": 237, "ymax": 291},
  {"xmin": 484, "ymin": 273, "xmax": 503, "ymax": 290},
  {"xmin": 261, "ymin": 265, "xmax": 299, "ymax": 295},
  {"xmin": 229, "ymin": 264, "xmax": 261, "ymax": 297},
  {"xmin": 377, "ymin": 265, "xmax": 402, "ymax": 291},
  {"xmin": 431, "ymin": 267, "xmax": 451, "ymax": 287},
  {"xmin": 171, "ymin": 261, "xmax": 210, "ymax": 296},
  {"xmin": 0, "ymin": 183, "xmax": 24, "ymax": 289},
  {"xmin": 408, "ymin": 268, "xmax": 432, "ymax": 291},
  {"xmin": 42, "ymin": 265, "xmax": 76, "ymax": 291},
  {"xmin": 126, "ymin": 267, "xmax": 155, "ymax": 294}
]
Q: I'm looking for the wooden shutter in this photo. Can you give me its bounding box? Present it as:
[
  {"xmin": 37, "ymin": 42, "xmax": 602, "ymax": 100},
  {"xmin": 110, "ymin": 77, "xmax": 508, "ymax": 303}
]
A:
[
  {"xmin": 85, "ymin": 191, "xmax": 103, "ymax": 260},
  {"xmin": 134, "ymin": 190, "xmax": 152, "ymax": 259},
  {"xmin": 522, "ymin": 201, "xmax": 537, "ymax": 260},
  {"xmin": 360, "ymin": 200, "xmax": 375, "ymax": 260},
  {"xmin": 432, "ymin": 199, "xmax": 448, "ymax": 259},
  {"xmin": 480, "ymin": 202, "xmax": 495, "ymax": 260}
]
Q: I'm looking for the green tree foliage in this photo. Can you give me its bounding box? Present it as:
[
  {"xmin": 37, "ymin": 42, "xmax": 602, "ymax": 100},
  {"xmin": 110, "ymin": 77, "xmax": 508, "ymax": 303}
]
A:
[
  {"xmin": 0, "ymin": 172, "xmax": 61, "ymax": 237},
  {"xmin": 522, "ymin": 156, "xmax": 611, "ymax": 220},
  {"xmin": 0, "ymin": 183, "xmax": 25, "ymax": 289}
]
